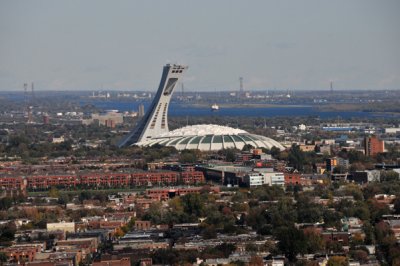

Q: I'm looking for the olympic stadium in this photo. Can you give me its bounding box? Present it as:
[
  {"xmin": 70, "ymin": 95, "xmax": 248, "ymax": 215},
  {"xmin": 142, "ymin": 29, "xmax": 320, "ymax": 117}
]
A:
[
  {"xmin": 136, "ymin": 124, "xmax": 284, "ymax": 151},
  {"xmin": 118, "ymin": 64, "xmax": 284, "ymax": 152}
]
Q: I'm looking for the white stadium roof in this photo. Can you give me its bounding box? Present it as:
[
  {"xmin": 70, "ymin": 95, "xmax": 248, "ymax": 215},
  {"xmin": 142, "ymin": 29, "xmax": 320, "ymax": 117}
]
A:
[{"xmin": 137, "ymin": 124, "xmax": 284, "ymax": 151}]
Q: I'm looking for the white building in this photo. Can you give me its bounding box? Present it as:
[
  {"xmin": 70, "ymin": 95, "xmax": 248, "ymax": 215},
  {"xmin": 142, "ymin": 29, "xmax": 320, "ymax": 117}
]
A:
[
  {"xmin": 384, "ymin": 128, "xmax": 400, "ymax": 134},
  {"xmin": 47, "ymin": 221, "xmax": 75, "ymax": 233},
  {"xmin": 244, "ymin": 170, "xmax": 285, "ymax": 187},
  {"xmin": 252, "ymin": 168, "xmax": 285, "ymax": 186},
  {"xmin": 244, "ymin": 172, "xmax": 264, "ymax": 187},
  {"xmin": 262, "ymin": 172, "xmax": 285, "ymax": 186},
  {"xmin": 52, "ymin": 136, "xmax": 65, "ymax": 143}
]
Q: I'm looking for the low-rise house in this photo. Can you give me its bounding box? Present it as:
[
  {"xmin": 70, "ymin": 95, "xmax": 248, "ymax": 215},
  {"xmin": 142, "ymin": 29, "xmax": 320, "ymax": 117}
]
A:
[{"xmin": 322, "ymin": 231, "xmax": 350, "ymax": 246}]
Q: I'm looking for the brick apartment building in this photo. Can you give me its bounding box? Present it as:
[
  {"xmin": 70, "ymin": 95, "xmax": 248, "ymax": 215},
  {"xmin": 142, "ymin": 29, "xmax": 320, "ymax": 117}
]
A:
[
  {"xmin": 2, "ymin": 170, "xmax": 205, "ymax": 190},
  {"xmin": 0, "ymin": 176, "xmax": 27, "ymax": 196},
  {"xmin": 364, "ymin": 135, "xmax": 385, "ymax": 156},
  {"xmin": 284, "ymin": 173, "xmax": 302, "ymax": 185}
]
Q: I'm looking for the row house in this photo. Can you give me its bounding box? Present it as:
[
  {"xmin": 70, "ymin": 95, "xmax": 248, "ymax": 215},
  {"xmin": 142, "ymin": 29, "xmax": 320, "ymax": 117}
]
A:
[
  {"xmin": 26, "ymin": 176, "xmax": 49, "ymax": 189},
  {"xmin": 1, "ymin": 246, "xmax": 38, "ymax": 264},
  {"xmin": 56, "ymin": 237, "xmax": 99, "ymax": 255},
  {"xmin": 180, "ymin": 171, "xmax": 205, "ymax": 184},
  {"xmin": 0, "ymin": 176, "xmax": 27, "ymax": 196},
  {"xmin": 44, "ymin": 175, "xmax": 79, "ymax": 188},
  {"xmin": 82, "ymin": 173, "xmax": 131, "ymax": 187},
  {"xmin": 0, "ymin": 176, "xmax": 26, "ymax": 190},
  {"xmin": 2, "ymin": 170, "xmax": 205, "ymax": 191},
  {"xmin": 131, "ymin": 171, "xmax": 178, "ymax": 186}
]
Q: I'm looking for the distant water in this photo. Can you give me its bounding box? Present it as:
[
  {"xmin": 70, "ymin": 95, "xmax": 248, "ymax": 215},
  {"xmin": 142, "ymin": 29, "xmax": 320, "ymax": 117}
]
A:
[{"xmin": 83, "ymin": 101, "xmax": 395, "ymax": 119}]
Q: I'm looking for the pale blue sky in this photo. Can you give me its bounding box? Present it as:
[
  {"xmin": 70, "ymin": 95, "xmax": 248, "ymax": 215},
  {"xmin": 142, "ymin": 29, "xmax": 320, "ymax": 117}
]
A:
[{"xmin": 0, "ymin": 0, "xmax": 399, "ymax": 91}]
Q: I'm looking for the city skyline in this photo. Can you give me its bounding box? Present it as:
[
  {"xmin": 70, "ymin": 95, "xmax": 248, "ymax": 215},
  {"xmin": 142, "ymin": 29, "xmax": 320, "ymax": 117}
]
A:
[{"xmin": 1, "ymin": 0, "xmax": 399, "ymax": 91}]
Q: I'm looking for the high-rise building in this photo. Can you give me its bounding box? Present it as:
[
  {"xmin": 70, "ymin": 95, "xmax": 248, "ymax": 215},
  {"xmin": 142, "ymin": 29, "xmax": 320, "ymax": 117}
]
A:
[
  {"xmin": 118, "ymin": 64, "xmax": 188, "ymax": 147},
  {"xmin": 43, "ymin": 114, "xmax": 49, "ymax": 125},
  {"xmin": 326, "ymin": 157, "xmax": 349, "ymax": 172},
  {"xmin": 138, "ymin": 104, "xmax": 145, "ymax": 117},
  {"xmin": 364, "ymin": 135, "xmax": 384, "ymax": 156}
]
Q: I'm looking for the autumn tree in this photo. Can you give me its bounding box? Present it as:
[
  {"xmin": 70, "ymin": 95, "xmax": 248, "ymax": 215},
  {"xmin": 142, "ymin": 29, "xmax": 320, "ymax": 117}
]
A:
[{"xmin": 327, "ymin": 256, "xmax": 347, "ymax": 266}]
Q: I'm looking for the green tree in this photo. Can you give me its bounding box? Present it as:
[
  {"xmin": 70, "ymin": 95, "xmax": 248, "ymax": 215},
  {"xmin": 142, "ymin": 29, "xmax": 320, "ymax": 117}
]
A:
[
  {"xmin": 242, "ymin": 144, "xmax": 254, "ymax": 152},
  {"xmin": 327, "ymin": 256, "xmax": 347, "ymax": 266},
  {"xmin": 0, "ymin": 198, "xmax": 13, "ymax": 210},
  {"xmin": 275, "ymin": 226, "xmax": 307, "ymax": 262},
  {"xmin": 0, "ymin": 252, "xmax": 7, "ymax": 265},
  {"xmin": 224, "ymin": 148, "xmax": 237, "ymax": 162},
  {"xmin": 303, "ymin": 227, "xmax": 325, "ymax": 253},
  {"xmin": 288, "ymin": 144, "xmax": 306, "ymax": 171},
  {"xmin": 179, "ymin": 149, "xmax": 202, "ymax": 163},
  {"xmin": 202, "ymin": 224, "xmax": 217, "ymax": 239},
  {"xmin": 181, "ymin": 193, "xmax": 204, "ymax": 217},
  {"xmin": 48, "ymin": 187, "xmax": 60, "ymax": 198},
  {"xmin": 394, "ymin": 198, "xmax": 400, "ymax": 214},
  {"xmin": 381, "ymin": 170, "xmax": 399, "ymax": 182},
  {"xmin": 0, "ymin": 222, "xmax": 16, "ymax": 246}
]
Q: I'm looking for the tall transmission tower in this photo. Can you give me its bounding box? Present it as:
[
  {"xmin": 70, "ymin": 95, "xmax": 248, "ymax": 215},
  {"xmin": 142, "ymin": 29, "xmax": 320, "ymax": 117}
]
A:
[
  {"xmin": 23, "ymin": 83, "xmax": 28, "ymax": 104},
  {"xmin": 23, "ymin": 83, "xmax": 32, "ymax": 123},
  {"xmin": 239, "ymin": 77, "xmax": 244, "ymax": 94},
  {"xmin": 31, "ymin": 82, "xmax": 35, "ymax": 101},
  {"xmin": 330, "ymin": 81, "xmax": 333, "ymax": 93}
]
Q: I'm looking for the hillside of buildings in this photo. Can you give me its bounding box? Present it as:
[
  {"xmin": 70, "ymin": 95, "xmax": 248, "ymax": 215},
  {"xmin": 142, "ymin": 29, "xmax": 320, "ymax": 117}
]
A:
[{"xmin": 0, "ymin": 92, "xmax": 399, "ymax": 265}]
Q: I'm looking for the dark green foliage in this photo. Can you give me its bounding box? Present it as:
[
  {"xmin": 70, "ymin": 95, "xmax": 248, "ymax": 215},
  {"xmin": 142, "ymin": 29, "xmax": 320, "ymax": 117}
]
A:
[
  {"xmin": 181, "ymin": 193, "xmax": 204, "ymax": 217},
  {"xmin": 0, "ymin": 197, "xmax": 12, "ymax": 210},
  {"xmin": 225, "ymin": 148, "xmax": 237, "ymax": 162},
  {"xmin": 295, "ymin": 195, "xmax": 323, "ymax": 223},
  {"xmin": 201, "ymin": 243, "xmax": 236, "ymax": 258},
  {"xmin": 288, "ymin": 144, "xmax": 306, "ymax": 171},
  {"xmin": 0, "ymin": 222, "xmax": 16, "ymax": 246},
  {"xmin": 202, "ymin": 225, "xmax": 217, "ymax": 239},
  {"xmin": 275, "ymin": 226, "xmax": 307, "ymax": 262},
  {"xmin": 242, "ymin": 144, "xmax": 254, "ymax": 152},
  {"xmin": 250, "ymin": 185, "xmax": 285, "ymax": 201},
  {"xmin": 0, "ymin": 252, "xmax": 7, "ymax": 263}
]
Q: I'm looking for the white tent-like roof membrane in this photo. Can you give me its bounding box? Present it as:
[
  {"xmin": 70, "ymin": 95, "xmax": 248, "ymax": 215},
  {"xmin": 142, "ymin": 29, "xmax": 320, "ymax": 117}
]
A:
[{"xmin": 137, "ymin": 124, "xmax": 284, "ymax": 151}]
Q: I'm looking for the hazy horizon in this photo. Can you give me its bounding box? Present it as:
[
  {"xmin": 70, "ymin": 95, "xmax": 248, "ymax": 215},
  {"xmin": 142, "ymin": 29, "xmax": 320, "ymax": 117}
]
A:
[{"xmin": 1, "ymin": 0, "xmax": 399, "ymax": 92}]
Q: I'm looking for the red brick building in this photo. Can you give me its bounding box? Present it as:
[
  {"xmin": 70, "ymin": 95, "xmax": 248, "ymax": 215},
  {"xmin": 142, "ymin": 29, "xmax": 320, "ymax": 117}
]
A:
[
  {"xmin": 364, "ymin": 135, "xmax": 384, "ymax": 156},
  {"xmin": 135, "ymin": 220, "xmax": 152, "ymax": 230},
  {"xmin": 131, "ymin": 171, "xmax": 178, "ymax": 186},
  {"xmin": 1, "ymin": 170, "xmax": 206, "ymax": 191},
  {"xmin": 80, "ymin": 173, "xmax": 131, "ymax": 187},
  {"xmin": 0, "ymin": 176, "xmax": 27, "ymax": 196},
  {"xmin": 26, "ymin": 175, "xmax": 78, "ymax": 189},
  {"xmin": 1, "ymin": 246, "xmax": 38, "ymax": 263},
  {"xmin": 180, "ymin": 171, "xmax": 205, "ymax": 184},
  {"xmin": 284, "ymin": 173, "xmax": 302, "ymax": 186}
]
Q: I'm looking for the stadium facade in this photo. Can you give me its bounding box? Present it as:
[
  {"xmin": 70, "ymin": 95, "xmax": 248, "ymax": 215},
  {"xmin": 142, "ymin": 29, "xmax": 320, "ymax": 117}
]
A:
[{"xmin": 119, "ymin": 64, "xmax": 284, "ymax": 151}]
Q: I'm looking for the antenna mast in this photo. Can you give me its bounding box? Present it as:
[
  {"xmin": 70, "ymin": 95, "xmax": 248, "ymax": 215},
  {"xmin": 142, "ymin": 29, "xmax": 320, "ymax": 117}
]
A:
[{"xmin": 239, "ymin": 77, "xmax": 244, "ymax": 94}]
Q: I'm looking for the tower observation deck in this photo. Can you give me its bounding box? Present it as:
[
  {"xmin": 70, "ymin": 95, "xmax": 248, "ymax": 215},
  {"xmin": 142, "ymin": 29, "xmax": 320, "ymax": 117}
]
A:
[{"xmin": 118, "ymin": 64, "xmax": 188, "ymax": 147}]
